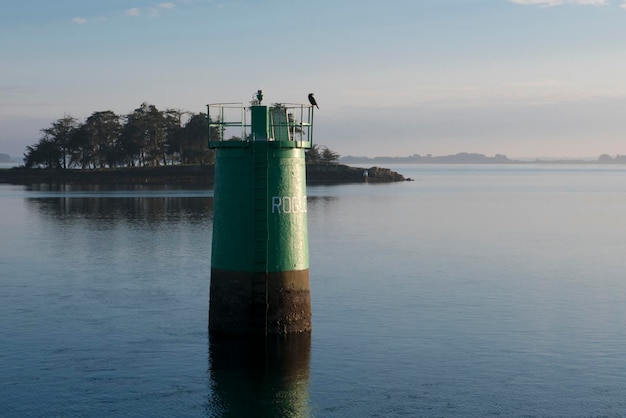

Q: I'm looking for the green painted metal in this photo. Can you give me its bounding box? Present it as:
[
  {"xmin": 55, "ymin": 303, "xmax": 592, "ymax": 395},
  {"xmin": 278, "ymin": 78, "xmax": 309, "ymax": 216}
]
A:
[
  {"xmin": 210, "ymin": 146, "xmax": 255, "ymax": 271},
  {"xmin": 210, "ymin": 142, "xmax": 309, "ymax": 273},
  {"xmin": 251, "ymin": 106, "xmax": 268, "ymax": 141},
  {"xmin": 210, "ymin": 104, "xmax": 312, "ymax": 274},
  {"xmin": 209, "ymin": 101, "xmax": 313, "ymax": 334}
]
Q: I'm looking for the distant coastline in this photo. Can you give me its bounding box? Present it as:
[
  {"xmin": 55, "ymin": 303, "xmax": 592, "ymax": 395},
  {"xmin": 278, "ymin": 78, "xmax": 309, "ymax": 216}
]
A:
[
  {"xmin": 0, "ymin": 153, "xmax": 14, "ymax": 163},
  {"xmin": 5, "ymin": 150, "xmax": 626, "ymax": 167},
  {"xmin": 341, "ymin": 152, "xmax": 626, "ymax": 165}
]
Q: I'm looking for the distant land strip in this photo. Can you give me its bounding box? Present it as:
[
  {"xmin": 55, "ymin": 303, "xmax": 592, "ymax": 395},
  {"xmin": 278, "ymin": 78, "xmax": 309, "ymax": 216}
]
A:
[
  {"xmin": 341, "ymin": 152, "xmax": 626, "ymax": 165},
  {"xmin": 0, "ymin": 153, "xmax": 14, "ymax": 163},
  {"xmin": 0, "ymin": 163, "xmax": 406, "ymax": 186}
]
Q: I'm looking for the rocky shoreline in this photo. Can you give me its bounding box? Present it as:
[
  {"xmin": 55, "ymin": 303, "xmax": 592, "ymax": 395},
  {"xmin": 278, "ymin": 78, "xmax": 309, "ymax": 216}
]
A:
[{"xmin": 0, "ymin": 163, "xmax": 407, "ymax": 186}]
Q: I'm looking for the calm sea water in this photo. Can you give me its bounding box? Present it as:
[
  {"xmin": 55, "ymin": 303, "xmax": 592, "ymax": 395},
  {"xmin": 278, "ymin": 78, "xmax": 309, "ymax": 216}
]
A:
[{"xmin": 2, "ymin": 164, "xmax": 626, "ymax": 417}]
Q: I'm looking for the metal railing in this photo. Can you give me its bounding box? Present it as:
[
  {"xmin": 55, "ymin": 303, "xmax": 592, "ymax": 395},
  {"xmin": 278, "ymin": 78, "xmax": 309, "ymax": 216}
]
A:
[{"xmin": 207, "ymin": 102, "xmax": 314, "ymax": 144}]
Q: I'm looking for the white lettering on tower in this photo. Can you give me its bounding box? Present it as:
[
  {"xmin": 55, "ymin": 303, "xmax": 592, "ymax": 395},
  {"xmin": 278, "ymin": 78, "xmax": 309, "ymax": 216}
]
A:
[{"xmin": 271, "ymin": 196, "xmax": 307, "ymax": 214}]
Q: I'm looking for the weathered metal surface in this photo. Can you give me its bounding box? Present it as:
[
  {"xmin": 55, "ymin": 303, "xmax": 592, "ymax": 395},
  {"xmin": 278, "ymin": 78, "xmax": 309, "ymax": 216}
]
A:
[{"xmin": 209, "ymin": 268, "xmax": 311, "ymax": 335}]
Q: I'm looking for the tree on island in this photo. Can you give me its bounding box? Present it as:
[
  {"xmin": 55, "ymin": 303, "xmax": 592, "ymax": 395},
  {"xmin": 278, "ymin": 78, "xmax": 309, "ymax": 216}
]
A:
[
  {"xmin": 305, "ymin": 144, "xmax": 340, "ymax": 163},
  {"xmin": 23, "ymin": 104, "xmax": 339, "ymax": 169},
  {"xmin": 23, "ymin": 103, "xmax": 217, "ymax": 169},
  {"xmin": 598, "ymin": 154, "xmax": 626, "ymax": 163}
]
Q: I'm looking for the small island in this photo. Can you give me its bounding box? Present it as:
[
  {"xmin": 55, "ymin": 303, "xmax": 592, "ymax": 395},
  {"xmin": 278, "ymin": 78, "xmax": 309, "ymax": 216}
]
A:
[
  {"xmin": 0, "ymin": 163, "xmax": 406, "ymax": 186},
  {"xmin": 0, "ymin": 153, "xmax": 12, "ymax": 163},
  {"xmin": 0, "ymin": 105, "xmax": 407, "ymax": 186}
]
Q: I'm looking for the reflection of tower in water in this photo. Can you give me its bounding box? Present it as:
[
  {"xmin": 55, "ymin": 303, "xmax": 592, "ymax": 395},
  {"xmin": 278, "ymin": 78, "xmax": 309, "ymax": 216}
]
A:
[{"xmin": 208, "ymin": 334, "xmax": 311, "ymax": 416}]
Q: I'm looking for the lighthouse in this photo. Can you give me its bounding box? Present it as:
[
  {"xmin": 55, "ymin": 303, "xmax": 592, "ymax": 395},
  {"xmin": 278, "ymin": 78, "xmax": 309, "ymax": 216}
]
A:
[{"xmin": 208, "ymin": 91, "xmax": 313, "ymax": 335}]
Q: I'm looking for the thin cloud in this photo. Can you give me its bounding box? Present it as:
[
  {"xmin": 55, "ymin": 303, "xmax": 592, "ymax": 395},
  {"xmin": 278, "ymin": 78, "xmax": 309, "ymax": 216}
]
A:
[
  {"xmin": 148, "ymin": 3, "xmax": 176, "ymax": 17},
  {"xmin": 127, "ymin": 3, "xmax": 177, "ymax": 18},
  {"xmin": 125, "ymin": 8, "xmax": 141, "ymax": 17},
  {"xmin": 177, "ymin": 0, "xmax": 215, "ymax": 4},
  {"xmin": 511, "ymin": 0, "xmax": 608, "ymax": 5},
  {"xmin": 511, "ymin": 0, "xmax": 562, "ymax": 5},
  {"xmin": 73, "ymin": 1, "xmax": 201, "ymax": 25},
  {"xmin": 0, "ymin": 85, "xmax": 30, "ymax": 96}
]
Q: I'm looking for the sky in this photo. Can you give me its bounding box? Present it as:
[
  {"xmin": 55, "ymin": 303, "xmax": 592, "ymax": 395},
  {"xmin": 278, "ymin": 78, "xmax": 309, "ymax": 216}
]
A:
[{"xmin": 3, "ymin": 0, "xmax": 626, "ymax": 159}]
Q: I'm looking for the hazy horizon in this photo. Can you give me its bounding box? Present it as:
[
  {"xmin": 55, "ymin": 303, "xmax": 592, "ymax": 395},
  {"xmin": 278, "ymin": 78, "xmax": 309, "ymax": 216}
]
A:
[
  {"xmin": 4, "ymin": 1, "xmax": 626, "ymax": 159},
  {"xmin": 0, "ymin": 146, "xmax": 616, "ymax": 163}
]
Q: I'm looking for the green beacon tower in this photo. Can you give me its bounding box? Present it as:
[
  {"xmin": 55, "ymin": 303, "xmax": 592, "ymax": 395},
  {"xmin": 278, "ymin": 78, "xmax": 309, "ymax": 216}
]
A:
[{"xmin": 208, "ymin": 91, "xmax": 313, "ymax": 335}]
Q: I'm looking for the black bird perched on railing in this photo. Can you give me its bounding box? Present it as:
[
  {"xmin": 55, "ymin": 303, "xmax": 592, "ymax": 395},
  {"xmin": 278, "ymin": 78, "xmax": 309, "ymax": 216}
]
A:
[{"xmin": 308, "ymin": 93, "xmax": 319, "ymax": 109}]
